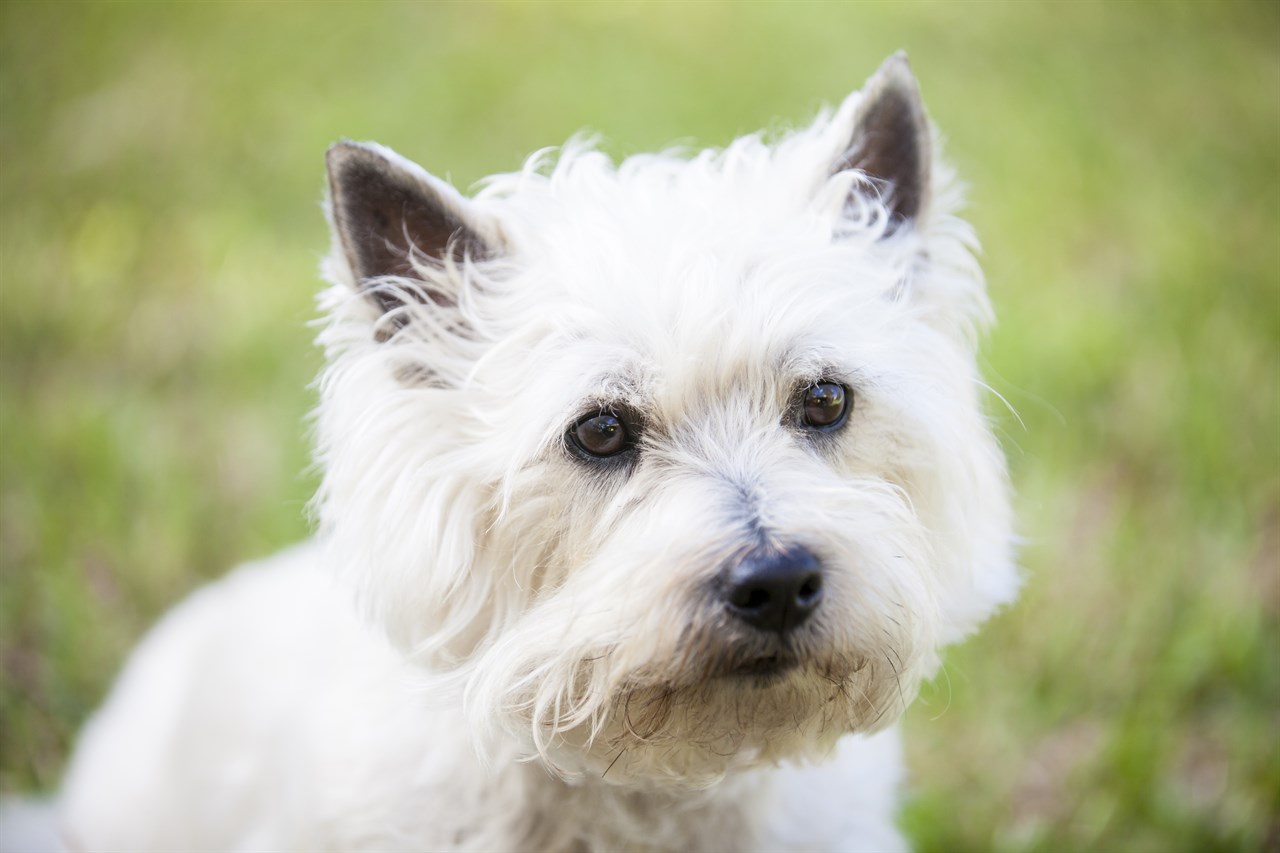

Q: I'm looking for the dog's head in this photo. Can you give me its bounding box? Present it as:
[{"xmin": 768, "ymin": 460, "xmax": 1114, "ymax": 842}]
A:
[{"xmin": 314, "ymin": 54, "xmax": 1017, "ymax": 788}]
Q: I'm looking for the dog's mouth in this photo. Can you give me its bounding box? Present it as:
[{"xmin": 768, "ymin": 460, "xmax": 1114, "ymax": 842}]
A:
[{"xmin": 726, "ymin": 653, "xmax": 799, "ymax": 682}]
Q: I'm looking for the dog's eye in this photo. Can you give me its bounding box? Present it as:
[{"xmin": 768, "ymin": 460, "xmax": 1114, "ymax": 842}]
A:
[
  {"xmin": 800, "ymin": 382, "xmax": 850, "ymax": 430},
  {"xmin": 570, "ymin": 412, "xmax": 631, "ymax": 458}
]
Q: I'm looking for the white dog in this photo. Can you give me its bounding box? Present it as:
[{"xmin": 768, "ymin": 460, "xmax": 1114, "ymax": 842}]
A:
[{"xmin": 47, "ymin": 53, "xmax": 1017, "ymax": 851}]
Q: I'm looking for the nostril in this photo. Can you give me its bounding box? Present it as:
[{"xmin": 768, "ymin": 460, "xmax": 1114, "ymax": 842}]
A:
[
  {"xmin": 734, "ymin": 587, "xmax": 772, "ymax": 611},
  {"xmin": 797, "ymin": 572, "xmax": 822, "ymax": 601}
]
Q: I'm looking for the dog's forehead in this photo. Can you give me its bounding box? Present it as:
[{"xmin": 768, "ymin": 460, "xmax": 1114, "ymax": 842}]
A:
[
  {"xmin": 477, "ymin": 140, "xmax": 919, "ymax": 419},
  {"xmin": 520, "ymin": 237, "xmax": 907, "ymax": 421},
  {"xmin": 502, "ymin": 177, "xmax": 904, "ymax": 341}
]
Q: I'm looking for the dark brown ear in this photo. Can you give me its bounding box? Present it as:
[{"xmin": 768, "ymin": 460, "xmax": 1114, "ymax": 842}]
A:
[
  {"xmin": 326, "ymin": 141, "xmax": 490, "ymax": 314},
  {"xmin": 834, "ymin": 52, "xmax": 932, "ymax": 229}
]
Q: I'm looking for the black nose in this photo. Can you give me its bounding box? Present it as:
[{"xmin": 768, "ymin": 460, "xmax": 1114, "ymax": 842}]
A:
[{"xmin": 723, "ymin": 546, "xmax": 823, "ymax": 634}]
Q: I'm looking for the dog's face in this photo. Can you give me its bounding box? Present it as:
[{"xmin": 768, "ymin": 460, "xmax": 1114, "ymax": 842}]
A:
[{"xmin": 314, "ymin": 55, "xmax": 1017, "ymax": 787}]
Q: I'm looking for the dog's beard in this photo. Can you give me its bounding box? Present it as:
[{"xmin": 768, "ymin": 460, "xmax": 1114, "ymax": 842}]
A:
[
  {"xmin": 464, "ymin": 572, "xmax": 933, "ymax": 789},
  {"xmin": 440, "ymin": 471, "xmax": 941, "ymax": 788},
  {"xmin": 592, "ymin": 657, "xmax": 916, "ymax": 786},
  {"xmin": 481, "ymin": 650, "xmax": 926, "ymax": 790}
]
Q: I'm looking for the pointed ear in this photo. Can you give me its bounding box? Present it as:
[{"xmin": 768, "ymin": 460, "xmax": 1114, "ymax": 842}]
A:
[
  {"xmin": 326, "ymin": 141, "xmax": 493, "ymax": 314},
  {"xmin": 834, "ymin": 52, "xmax": 932, "ymax": 230}
]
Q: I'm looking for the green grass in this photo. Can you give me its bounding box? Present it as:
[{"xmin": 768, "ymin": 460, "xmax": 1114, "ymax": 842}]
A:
[{"xmin": 2, "ymin": 2, "xmax": 1276, "ymax": 849}]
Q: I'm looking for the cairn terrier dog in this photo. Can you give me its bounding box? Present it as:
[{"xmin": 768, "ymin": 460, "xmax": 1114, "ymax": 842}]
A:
[{"xmin": 50, "ymin": 53, "xmax": 1017, "ymax": 851}]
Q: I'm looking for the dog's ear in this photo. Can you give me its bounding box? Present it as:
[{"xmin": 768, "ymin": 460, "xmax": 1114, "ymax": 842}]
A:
[
  {"xmin": 834, "ymin": 52, "xmax": 931, "ymax": 230},
  {"xmin": 326, "ymin": 141, "xmax": 493, "ymax": 315}
]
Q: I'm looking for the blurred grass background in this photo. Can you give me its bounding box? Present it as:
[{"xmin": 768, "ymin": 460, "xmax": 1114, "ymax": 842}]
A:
[{"xmin": 1, "ymin": 1, "xmax": 1276, "ymax": 850}]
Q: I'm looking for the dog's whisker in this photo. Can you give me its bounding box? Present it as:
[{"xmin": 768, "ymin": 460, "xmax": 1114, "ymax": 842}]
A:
[{"xmin": 602, "ymin": 749, "xmax": 626, "ymax": 782}]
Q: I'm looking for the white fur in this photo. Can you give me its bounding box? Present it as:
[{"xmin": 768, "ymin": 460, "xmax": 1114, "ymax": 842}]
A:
[{"xmin": 53, "ymin": 57, "xmax": 1017, "ymax": 852}]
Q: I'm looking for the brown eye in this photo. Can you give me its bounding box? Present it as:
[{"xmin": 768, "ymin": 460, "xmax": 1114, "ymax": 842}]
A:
[
  {"xmin": 801, "ymin": 382, "xmax": 850, "ymax": 430},
  {"xmin": 570, "ymin": 412, "xmax": 630, "ymax": 458}
]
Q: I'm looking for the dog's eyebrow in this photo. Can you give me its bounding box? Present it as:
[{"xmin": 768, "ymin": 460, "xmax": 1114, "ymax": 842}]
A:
[
  {"xmin": 581, "ymin": 363, "xmax": 652, "ymax": 408},
  {"xmin": 775, "ymin": 345, "xmax": 850, "ymax": 383}
]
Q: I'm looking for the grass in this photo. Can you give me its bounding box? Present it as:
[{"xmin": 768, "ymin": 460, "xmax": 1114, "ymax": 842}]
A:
[{"xmin": 1, "ymin": 1, "xmax": 1276, "ymax": 849}]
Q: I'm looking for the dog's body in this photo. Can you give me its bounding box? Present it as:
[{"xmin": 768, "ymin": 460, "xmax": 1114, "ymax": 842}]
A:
[{"xmin": 54, "ymin": 54, "xmax": 1017, "ymax": 851}]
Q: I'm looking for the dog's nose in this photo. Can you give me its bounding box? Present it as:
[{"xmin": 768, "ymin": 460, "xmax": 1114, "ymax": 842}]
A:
[{"xmin": 723, "ymin": 546, "xmax": 823, "ymax": 634}]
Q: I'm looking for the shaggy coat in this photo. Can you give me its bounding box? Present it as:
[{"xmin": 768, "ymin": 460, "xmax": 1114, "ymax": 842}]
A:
[{"xmin": 55, "ymin": 54, "xmax": 1017, "ymax": 852}]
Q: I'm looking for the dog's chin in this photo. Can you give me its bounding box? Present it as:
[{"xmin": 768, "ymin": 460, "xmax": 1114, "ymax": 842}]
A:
[{"xmin": 529, "ymin": 652, "xmax": 916, "ymax": 791}]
